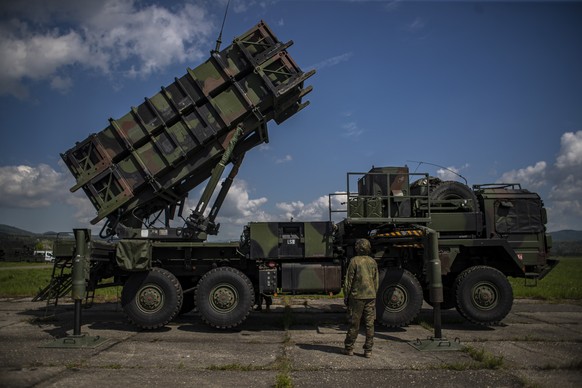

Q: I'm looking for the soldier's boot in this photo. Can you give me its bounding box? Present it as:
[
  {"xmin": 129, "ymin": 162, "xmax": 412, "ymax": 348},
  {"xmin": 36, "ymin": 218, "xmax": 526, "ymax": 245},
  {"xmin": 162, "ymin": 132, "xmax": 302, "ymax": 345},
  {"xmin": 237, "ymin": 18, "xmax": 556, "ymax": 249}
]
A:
[
  {"xmin": 343, "ymin": 348, "xmax": 354, "ymax": 356},
  {"xmin": 364, "ymin": 350, "xmax": 372, "ymax": 358}
]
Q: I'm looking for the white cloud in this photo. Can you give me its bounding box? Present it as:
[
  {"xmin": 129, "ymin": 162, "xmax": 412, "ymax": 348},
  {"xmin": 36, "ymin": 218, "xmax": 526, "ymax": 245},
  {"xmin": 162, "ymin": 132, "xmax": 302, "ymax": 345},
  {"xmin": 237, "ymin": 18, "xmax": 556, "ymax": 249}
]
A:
[
  {"xmin": 0, "ymin": 164, "xmax": 70, "ymax": 208},
  {"xmin": 385, "ymin": 0, "xmax": 402, "ymax": 13},
  {"xmin": 197, "ymin": 179, "xmax": 271, "ymax": 241},
  {"xmin": 497, "ymin": 130, "xmax": 582, "ymax": 231},
  {"xmin": 498, "ymin": 161, "xmax": 547, "ymax": 188},
  {"xmin": 64, "ymin": 193, "xmax": 106, "ymax": 231},
  {"xmin": 342, "ymin": 121, "xmax": 364, "ymax": 138},
  {"xmin": 545, "ymin": 199, "xmax": 582, "ymax": 231},
  {"xmin": 276, "ymin": 193, "xmax": 346, "ymax": 222},
  {"xmin": 545, "ymin": 131, "xmax": 582, "ymax": 230},
  {"xmin": 548, "ymin": 174, "xmax": 582, "ymax": 202},
  {"xmin": 407, "ymin": 17, "xmax": 426, "ymax": 33},
  {"xmin": 555, "ymin": 130, "xmax": 582, "ymax": 169},
  {"xmin": 50, "ymin": 75, "xmax": 73, "ymax": 94},
  {"xmin": 436, "ymin": 164, "xmax": 469, "ymax": 181},
  {"xmin": 308, "ymin": 52, "xmax": 353, "ymax": 71},
  {"xmin": 0, "ymin": 163, "xmax": 108, "ymax": 233},
  {"xmin": 189, "ymin": 179, "xmax": 271, "ymax": 234},
  {"xmin": 230, "ymin": 0, "xmax": 274, "ymax": 14},
  {"xmin": 219, "ymin": 180, "xmax": 270, "ymax": 221},
  {"xmin": 0, "ymin": 0, "xmax": 214, "ymax": 98},
  {"xmin": 276, "ymin": 154, "xmax": 293, "ymax": 164}
]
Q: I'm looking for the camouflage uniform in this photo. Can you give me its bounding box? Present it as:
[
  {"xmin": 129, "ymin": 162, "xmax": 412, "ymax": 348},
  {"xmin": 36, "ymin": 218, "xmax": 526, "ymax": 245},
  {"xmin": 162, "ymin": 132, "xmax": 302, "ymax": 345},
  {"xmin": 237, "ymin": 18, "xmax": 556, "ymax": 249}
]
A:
[{"xmin": 343, "ymin": 239, "xmax": 379, "ymax": 356}]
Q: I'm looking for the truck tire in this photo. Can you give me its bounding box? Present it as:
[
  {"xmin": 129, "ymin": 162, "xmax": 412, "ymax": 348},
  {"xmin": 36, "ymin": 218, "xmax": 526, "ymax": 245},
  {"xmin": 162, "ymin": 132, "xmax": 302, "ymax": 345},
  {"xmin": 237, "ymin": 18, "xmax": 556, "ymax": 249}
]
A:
[
  {"xmin": 121, "ymin": 267, "xmax": 183, "ymax": 329},
  {"xmin": 454, "ymin": 266, "xmax": 513, "ymax": 325},
  {"xmin": 376, "ymin": 269, "xmax": 423, "ymax": 327},
  {"xmin": 195, "ymin": 267, "xmax": 254, "ymax": 329},
  {"xmin": 430, "ymin": 181, "xmax": 478, "ymax": 211}
]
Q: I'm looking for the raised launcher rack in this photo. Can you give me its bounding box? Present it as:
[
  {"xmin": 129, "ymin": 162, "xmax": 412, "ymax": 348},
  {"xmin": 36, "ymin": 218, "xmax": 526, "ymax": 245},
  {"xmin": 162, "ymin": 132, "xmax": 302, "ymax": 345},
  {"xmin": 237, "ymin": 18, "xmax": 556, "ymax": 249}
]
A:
[{"xmin": 61, "ymin": 20, "xmax": 314, "ymax": 239}]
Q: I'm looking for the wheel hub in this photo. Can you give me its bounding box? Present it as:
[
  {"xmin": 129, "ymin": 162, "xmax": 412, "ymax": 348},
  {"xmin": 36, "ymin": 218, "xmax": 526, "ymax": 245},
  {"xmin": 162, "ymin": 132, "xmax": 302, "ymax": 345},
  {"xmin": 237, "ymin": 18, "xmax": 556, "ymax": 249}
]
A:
[
  {"xmin": 137, "ymin": 286, "xmax": 164, "ymax": 313},
  {"xmin": 383, "ymin": 286, "xmax": 407, "ymax": 312},
  {"xmin": 472, "ymin": 282, "xmax": 497, "ymax": 310},
  {"xmin": 211, "ymin": 284, "xmax": 238, "ymax": 312}
]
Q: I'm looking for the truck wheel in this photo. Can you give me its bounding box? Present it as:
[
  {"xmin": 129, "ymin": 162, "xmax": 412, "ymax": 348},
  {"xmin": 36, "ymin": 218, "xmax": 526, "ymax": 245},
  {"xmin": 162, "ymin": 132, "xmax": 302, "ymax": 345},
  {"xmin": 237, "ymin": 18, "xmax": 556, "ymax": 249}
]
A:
[
  {"xmin": 121, "ymin": 267, "xmax": 183, "ymax": 330},
  {"xmin": 376, "ymin": 269, "xmax": 423, "ymax": 327},
  {"xmin": 195, "ymin": 267, "xmax": 254, "ymax": 329},
  {"xmin": 454, "ymin": 266, "xmax": 513, "ymax": 325},
  {"xmin": 430, "ymin": 181, "xmax": 479, "ymax": 211}
]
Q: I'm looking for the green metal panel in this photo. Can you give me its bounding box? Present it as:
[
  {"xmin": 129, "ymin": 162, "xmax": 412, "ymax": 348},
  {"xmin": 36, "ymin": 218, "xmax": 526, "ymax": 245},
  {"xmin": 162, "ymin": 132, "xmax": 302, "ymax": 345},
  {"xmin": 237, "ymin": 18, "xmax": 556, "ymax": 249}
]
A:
[
  {"xmin": 348, "ymin": 197, "xmax": 365, "ymax": 218},
  {"xmin": 281, "ymin": 263, "xmax": 341, "ymax": 293},
  {"xmin": 429, "ymin": 213, "xmax": 481, "ymax": 233},
  {"xmin": 304, "ymin": 222, "xmax": 333, "ymax": 258},
  {"xmin": 249, "ymin": 222, "xmax": 279, "ymax": 259},
  {"xmin": 249, "ymin": 221, "xmax": 333, "ymax": 260},
  {"xmin": 53, "ymin": 238, "xmax": 75, "ymax": 258},
  {"xmin": 366, "ymin": 197, "xmax": 383, "ymax": 218},
  {"xmin": 61, "ymin": 21, "xmax": 314, "ymax": 227}
]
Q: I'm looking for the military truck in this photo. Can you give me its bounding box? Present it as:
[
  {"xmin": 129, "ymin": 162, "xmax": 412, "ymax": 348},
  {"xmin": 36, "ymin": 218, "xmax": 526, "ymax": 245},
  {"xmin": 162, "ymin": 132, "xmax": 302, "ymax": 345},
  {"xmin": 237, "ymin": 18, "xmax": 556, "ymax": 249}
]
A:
[{"xmin": 37, "ymin": 21, "xmax": 556, "ymax": 330}]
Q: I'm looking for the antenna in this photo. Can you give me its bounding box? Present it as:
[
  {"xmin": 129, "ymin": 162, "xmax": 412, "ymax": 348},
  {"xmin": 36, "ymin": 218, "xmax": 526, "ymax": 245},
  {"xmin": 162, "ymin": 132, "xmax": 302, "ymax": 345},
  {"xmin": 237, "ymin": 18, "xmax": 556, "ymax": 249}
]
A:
[
  {"xmin": 214, "ymin": 0, "xmax": 231, "ymax": 53},
  {"xmin": 407, "ymin": 160, "xmax": 468, "ymax": 186}
]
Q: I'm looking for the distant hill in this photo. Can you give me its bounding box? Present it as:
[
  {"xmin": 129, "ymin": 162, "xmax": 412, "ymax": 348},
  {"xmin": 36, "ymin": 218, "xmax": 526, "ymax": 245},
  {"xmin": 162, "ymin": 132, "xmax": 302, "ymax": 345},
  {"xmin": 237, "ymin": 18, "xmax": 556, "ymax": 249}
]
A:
[
  {"xmin": 0, "ymin": 224, "xmax": 35, "ymax": 236},
  {"xmin": 0, "ymin": 223, "xmax": 580, "ymax": 243},
  {"xmin": 550, "ymin": 230, "xmax": 582, "ymax": 242}
]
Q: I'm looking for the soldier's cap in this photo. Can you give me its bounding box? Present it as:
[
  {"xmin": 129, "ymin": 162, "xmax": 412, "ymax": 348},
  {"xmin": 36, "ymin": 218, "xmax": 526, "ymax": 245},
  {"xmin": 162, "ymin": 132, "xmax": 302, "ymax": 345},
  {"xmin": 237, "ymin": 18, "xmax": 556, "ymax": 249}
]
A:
[{"xmin": 355, "ymin": 238, "xmax": 371, "ymax": 255}]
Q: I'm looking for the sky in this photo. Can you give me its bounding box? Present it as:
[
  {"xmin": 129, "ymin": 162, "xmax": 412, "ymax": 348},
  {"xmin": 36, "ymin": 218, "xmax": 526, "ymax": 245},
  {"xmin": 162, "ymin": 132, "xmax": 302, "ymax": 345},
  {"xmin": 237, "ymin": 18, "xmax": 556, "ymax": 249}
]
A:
[{"xmin": 0, "ymin": 0, "xmax": 581, "ymax": 240}]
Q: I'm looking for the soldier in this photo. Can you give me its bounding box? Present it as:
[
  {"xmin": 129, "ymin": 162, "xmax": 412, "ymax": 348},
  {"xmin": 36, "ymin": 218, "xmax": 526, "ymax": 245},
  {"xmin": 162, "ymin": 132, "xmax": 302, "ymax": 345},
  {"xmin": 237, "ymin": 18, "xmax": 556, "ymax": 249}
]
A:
[
  {"xmin": 254, "ymin": 292, "xmax": 273, "ymax": 312},
  {"xmin": 343, "ymin": 238, "xmax": 379, "ymax": 358}
]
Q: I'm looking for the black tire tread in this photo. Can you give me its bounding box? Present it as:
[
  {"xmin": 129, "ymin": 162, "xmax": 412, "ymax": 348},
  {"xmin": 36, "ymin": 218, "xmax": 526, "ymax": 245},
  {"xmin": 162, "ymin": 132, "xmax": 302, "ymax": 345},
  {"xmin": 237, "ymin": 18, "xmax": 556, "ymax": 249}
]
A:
[
  {"xmin": 430, "ymin": 181, "xmax": 480, "ymax": 212},
  {"xmin": 376, "ymin": 268, "xmax": 423, "ymax": 328},
  {"xmin": 195, "ymin": 267, "xmax": 254, "ymax": 329},
  {"xmin": 121, "ymin": 267, "xmax": 183, "ymax": 330},
  {"xmin": 454, "ymin": 265, "xmax": 513, "ymax": 325}
]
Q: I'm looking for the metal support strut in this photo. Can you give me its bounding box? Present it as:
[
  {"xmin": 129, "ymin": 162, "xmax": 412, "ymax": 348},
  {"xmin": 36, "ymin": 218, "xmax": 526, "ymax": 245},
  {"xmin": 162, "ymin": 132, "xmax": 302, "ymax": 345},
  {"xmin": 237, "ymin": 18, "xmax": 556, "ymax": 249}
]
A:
[
  {"xmin": 409, "ymin": 226, "xmax": 463, "ymax": 352},
  {"xmin": 185, "ymin": 124, "xmax": 245, "ymax": 238},
  {"xmin": 40, "ymin": 229, "xmax": 108, "ymax": 349}
]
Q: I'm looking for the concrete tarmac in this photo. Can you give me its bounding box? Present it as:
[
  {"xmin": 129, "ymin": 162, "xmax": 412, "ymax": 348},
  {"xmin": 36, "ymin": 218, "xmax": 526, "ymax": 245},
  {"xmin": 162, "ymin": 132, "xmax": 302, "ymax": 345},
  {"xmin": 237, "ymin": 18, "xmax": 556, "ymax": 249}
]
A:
[{"xmin": 1, "ymin": 297, "xmax": 581, "ymax": 387}]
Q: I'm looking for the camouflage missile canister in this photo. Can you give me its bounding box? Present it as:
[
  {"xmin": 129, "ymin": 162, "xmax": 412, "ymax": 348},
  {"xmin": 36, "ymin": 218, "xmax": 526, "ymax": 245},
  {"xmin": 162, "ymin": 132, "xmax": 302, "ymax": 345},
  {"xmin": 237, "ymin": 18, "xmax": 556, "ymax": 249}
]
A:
[{"xmin": 61, "ymin": 21, "xmax": 314, "ymax": 227}]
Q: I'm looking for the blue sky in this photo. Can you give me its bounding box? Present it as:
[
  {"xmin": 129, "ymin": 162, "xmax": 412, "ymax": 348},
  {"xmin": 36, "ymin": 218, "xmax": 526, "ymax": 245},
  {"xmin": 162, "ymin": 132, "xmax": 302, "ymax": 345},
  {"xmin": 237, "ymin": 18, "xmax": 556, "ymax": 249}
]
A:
[{"xmin": 0, "ymin": 0, "xmax": 581, "ymax": 239}]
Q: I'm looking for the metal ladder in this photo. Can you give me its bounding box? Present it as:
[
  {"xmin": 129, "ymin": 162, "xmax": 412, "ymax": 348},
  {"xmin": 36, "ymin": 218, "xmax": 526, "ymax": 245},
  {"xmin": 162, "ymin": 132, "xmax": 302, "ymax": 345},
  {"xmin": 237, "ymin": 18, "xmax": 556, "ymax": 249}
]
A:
[{"xmin": 32, "ymin": 258, "xmax": 73, "ymax": 316}]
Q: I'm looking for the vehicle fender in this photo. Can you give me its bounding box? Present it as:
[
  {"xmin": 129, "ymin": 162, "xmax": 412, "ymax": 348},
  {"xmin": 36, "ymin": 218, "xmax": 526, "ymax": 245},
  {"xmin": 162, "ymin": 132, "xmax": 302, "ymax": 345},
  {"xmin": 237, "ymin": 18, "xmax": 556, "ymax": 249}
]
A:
[{"xmin": 441, "ymin": 238, "xmax": 524, "ymax": 276}]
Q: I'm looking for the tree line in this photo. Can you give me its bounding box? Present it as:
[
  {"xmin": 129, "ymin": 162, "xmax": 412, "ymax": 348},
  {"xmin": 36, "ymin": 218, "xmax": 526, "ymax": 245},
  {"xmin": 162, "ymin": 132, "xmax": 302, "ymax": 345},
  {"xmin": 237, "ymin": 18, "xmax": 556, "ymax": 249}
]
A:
[{"xmin": 551, "ymin": 241, "xmax": 582, "ymax": 257}]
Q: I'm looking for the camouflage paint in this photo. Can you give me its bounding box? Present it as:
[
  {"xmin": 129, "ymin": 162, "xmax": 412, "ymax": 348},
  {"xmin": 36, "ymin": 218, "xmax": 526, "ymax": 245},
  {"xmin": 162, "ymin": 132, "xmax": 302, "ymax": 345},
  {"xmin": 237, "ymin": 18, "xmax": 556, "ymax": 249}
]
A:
[
  {"xmin": 61, "ymin": 20, "xmax": 314, "ymax": 228},
  {"xmin": 340, "ymin": 166, "xmax": 554, "ymax": 279},
  {"xmin": 247, "ymin": 221, "xmax": 338, "ymax": 294},
  {"xmin": 476, "ymin": 185, "xmax": 551, "ymax": 270},
  {"xmin": 248, "ymin": 221, "xmax": 333, "ymax": 260}
]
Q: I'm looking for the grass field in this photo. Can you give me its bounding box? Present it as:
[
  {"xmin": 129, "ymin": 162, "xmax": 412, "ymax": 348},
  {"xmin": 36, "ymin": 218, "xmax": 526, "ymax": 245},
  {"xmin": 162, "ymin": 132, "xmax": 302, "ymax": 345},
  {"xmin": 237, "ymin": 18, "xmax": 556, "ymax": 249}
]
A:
[
  {"xmin": 0, "ymin": 262, "xmax": 120, "ymax": 300},
  {"xmin": 509, "ymin": 256, "xmax": 582, "ymax": 300},
  {"xmin": 0, "ymin": 257, "xmax": 580, "ymax": 301},
  {"xmin": 0, "ymin": 262, "xmax": 55, "ymax": 297}
]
